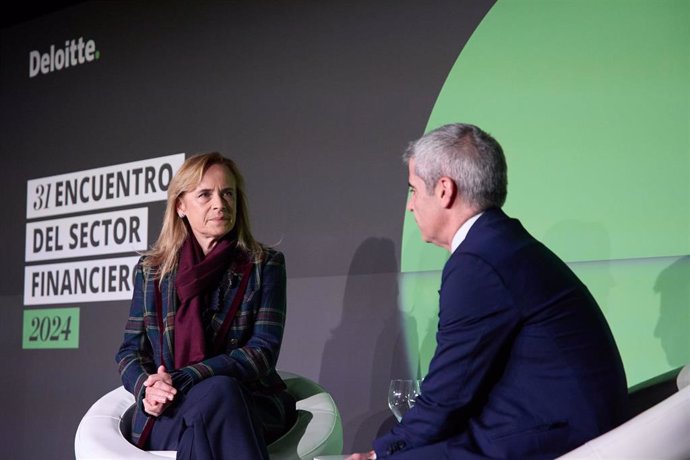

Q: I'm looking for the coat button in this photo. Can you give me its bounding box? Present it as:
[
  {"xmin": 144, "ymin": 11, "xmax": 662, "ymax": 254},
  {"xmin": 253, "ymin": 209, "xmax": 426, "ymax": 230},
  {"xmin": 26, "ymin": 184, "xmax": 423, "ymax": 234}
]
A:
[
  {"xmin": 229, "ymin": 338, "xmax": 238, "ymax": 346},
  {"xmin": 387, "ymin": 441, "xmax": 406, "ymax": 454}
]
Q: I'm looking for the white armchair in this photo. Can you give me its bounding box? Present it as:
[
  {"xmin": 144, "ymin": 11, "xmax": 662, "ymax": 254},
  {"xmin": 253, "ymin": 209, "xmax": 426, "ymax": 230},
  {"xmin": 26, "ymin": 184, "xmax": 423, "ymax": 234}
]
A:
[
  {"xmin": 557, "ymin": 364, "xmax": 690, "ymax": 459},
  {"xmin": 74, "ymin": 371, "xmax": 343, "ymax": 460}
]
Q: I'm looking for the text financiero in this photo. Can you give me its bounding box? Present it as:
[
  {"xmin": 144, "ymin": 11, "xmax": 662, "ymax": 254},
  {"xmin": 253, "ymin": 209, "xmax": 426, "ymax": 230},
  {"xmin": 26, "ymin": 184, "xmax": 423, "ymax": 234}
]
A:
[{"xmin": 30, "ymin": 263, "xmax": 133, "ymax": 298}]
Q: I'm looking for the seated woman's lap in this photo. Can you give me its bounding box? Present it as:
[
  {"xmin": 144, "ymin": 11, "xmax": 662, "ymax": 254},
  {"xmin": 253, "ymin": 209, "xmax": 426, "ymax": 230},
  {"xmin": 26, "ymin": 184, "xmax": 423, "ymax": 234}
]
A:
[{"xmin": 148, "ymin": 376, "xmax": 266, "ymax": 452}]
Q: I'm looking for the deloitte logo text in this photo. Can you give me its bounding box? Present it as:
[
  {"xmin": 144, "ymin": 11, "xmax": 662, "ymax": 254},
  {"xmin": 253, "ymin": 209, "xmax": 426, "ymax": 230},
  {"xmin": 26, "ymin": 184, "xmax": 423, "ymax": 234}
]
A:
[{"xmin": 29, "ymin": 37, "xmax": 99, "ymax": 78}]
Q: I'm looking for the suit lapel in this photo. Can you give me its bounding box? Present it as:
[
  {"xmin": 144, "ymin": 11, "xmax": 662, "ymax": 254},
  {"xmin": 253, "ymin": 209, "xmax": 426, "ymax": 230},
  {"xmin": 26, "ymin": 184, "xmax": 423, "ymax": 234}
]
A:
[
  {"xmin": 158, "ymin": 274, "xmax": 177, "ymax": 370},
  {"xmin": 211, "ymin": 262, "xmax": 256, "ymax": 349}
]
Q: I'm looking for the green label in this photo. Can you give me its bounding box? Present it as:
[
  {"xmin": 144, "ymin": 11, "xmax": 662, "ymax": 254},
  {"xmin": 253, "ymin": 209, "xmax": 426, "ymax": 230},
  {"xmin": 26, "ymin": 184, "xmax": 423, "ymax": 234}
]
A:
[{"xmin": 23, "ymin": 307, "xmax": 79, "ymax": 349}]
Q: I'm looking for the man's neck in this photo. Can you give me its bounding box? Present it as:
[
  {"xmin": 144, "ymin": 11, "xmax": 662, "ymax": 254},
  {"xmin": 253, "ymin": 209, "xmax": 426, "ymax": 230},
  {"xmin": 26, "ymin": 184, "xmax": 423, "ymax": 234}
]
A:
[
  {"xmin": 450, "ymin": 211, "xmax": 484, "ymax": 253},
  {"xmin": 444, "ymin": 206, "xmax": 482, "ymax": 252}
]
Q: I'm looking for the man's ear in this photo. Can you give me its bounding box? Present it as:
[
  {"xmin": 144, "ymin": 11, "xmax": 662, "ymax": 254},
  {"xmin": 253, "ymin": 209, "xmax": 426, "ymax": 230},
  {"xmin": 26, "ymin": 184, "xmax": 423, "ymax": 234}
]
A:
[{"xmin": 436, "ymin": 176, "xmax": 457, "ymax": 209}]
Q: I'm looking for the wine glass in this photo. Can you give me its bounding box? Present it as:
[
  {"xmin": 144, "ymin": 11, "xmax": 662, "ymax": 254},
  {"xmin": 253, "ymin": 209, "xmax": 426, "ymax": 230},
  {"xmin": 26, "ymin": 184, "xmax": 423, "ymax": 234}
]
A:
[
  {"xmin": 407, "ymin": 379, "xmax": 422, "ymax": 409},
  {"xmin": 388, "ymin": 379, "xmax": 414, "ymax": 422}
]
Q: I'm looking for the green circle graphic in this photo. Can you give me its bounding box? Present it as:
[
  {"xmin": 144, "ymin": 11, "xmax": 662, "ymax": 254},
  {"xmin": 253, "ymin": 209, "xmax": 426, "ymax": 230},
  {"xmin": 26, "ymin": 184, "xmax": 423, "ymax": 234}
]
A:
[{"xmin": 400, "ymin": 0, "xmax": 690, "ymax": 383}]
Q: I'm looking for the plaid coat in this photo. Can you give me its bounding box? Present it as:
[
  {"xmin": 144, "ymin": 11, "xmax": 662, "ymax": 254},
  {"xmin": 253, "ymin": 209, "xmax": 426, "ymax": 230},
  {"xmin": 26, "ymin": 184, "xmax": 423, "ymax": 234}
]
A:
[{"xmin": 115, "ymin": 248, "xmax": 288, "ymax": 446}]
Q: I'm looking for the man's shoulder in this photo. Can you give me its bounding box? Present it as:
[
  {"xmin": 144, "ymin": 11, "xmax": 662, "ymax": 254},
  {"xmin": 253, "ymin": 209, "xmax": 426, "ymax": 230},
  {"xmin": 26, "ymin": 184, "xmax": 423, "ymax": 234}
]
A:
[{"xmin": 459, "ymin": 209, "xmax": 535, "ymax": 259}]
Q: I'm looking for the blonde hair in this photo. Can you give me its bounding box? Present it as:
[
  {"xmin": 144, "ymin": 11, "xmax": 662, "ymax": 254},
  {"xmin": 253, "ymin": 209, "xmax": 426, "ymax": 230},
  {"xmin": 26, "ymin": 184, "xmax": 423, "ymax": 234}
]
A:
[{"xmin": 143, "ymin": 152, "xmax": 263, "ymax": 278}]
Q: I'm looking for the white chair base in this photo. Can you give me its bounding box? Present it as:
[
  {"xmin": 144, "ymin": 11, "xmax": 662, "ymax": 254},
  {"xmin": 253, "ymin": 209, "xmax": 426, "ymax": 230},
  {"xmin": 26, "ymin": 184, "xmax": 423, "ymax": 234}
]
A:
[{"xmin": 75, "ymin": 371, "xmax": 342, "ymax": 460}]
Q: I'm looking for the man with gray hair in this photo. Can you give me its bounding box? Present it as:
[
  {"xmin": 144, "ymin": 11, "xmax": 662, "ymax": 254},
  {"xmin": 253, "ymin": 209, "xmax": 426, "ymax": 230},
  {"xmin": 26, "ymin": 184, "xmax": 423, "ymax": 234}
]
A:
[{"xmin": 348, "ymin": 123, "xmax": 628, "ymax": 459}]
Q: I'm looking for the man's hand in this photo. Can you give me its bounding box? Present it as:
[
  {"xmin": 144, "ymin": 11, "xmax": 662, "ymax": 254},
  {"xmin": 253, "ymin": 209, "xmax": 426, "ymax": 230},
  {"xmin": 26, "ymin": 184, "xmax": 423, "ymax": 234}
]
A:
[
  {"xmin": 345, "ymin": 451, "xmax": 376, "ymax": 460},
  {"xmin": 142, "ymin": 365, "xmax": 177, "ymax": 417}
]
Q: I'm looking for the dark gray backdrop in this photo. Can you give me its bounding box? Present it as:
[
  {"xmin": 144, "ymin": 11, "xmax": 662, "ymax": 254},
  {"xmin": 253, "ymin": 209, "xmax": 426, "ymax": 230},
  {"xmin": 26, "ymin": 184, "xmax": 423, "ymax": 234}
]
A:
[{"xmin": 0, "ymin": 1, "xmax": 493, "ymax": 457}]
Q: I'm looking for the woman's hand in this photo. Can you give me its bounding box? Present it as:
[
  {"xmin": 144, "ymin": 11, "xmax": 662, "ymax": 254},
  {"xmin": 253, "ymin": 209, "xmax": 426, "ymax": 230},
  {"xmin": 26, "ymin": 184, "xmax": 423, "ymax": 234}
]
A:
[{"xmin": 143, "ymin": 365, "xmax": 177, "ymax": 417}]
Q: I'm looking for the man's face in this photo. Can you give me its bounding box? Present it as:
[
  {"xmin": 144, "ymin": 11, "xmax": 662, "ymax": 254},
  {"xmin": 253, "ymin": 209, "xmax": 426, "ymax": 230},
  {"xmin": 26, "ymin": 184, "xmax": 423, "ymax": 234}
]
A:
[{"xmin": 407, "ymin": 159, "xmax": 444, "ymax": 246}]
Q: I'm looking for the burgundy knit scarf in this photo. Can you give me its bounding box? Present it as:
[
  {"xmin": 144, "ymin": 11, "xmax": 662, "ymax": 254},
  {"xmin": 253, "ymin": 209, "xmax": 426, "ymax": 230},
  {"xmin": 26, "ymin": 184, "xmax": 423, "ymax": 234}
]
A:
[{"xmin": 173, "ymin": 226, "xmax": 237, "ymax": 369}]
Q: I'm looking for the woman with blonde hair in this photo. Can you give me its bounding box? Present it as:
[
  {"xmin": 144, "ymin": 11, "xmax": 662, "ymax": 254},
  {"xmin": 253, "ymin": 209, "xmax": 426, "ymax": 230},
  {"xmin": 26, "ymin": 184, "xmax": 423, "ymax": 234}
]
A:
[{"xmin": 116, "ymin": 152, "xmax": 294, "ymax": 459}]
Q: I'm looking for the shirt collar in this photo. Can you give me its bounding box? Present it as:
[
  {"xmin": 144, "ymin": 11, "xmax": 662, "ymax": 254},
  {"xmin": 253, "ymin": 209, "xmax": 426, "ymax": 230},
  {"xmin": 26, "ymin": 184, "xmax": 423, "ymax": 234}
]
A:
[{"xmin": 450, "ymin": 212, "xmax": 483, "ymax": 254}]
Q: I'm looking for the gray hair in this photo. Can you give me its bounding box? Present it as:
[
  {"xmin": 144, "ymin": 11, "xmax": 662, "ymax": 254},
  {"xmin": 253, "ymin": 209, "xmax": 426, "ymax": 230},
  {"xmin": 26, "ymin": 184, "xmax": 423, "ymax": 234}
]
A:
[{"xmin": 403, "ymin": 123, "xmax": 507, "ymax": 210}]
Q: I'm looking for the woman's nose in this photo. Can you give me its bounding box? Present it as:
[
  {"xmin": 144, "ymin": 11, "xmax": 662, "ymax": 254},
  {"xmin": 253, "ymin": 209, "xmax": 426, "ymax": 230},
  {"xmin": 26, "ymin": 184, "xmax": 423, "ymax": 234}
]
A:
[{"xmin": 211, "ymin": 192, "xmax": 224, "ymax": 209}]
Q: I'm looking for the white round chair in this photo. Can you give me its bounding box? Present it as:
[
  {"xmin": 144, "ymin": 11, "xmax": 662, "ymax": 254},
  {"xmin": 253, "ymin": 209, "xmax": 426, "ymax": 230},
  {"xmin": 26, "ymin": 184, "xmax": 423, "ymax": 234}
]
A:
[
  {"xmin": 557, "ymin": 364, "xmax": 690, "ymax": 459},
  {"xmin": 75, "ymin": 371, "xmax": 343, "ymax": 460}
]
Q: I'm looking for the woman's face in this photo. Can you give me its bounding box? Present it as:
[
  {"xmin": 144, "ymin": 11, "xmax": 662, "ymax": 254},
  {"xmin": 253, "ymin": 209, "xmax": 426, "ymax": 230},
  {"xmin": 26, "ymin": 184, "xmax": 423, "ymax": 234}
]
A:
[{"xmin": 176, "ymin": 163, "xmax": 237, "ymax": 254}]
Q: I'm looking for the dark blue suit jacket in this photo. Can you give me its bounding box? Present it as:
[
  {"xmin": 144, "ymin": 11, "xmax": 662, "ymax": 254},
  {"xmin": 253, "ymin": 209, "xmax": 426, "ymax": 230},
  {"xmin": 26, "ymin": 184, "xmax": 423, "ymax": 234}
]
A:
[{"xmin": 374, "ymin": 209, "xmax": 628, "ymax": 459}]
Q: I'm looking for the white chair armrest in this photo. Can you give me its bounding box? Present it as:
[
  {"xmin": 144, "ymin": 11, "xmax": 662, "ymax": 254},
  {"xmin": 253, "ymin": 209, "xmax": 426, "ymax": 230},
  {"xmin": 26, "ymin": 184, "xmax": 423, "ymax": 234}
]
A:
[{"xmin": 558, "ymin": 386, "xmax": 690, "ymax": 459}]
